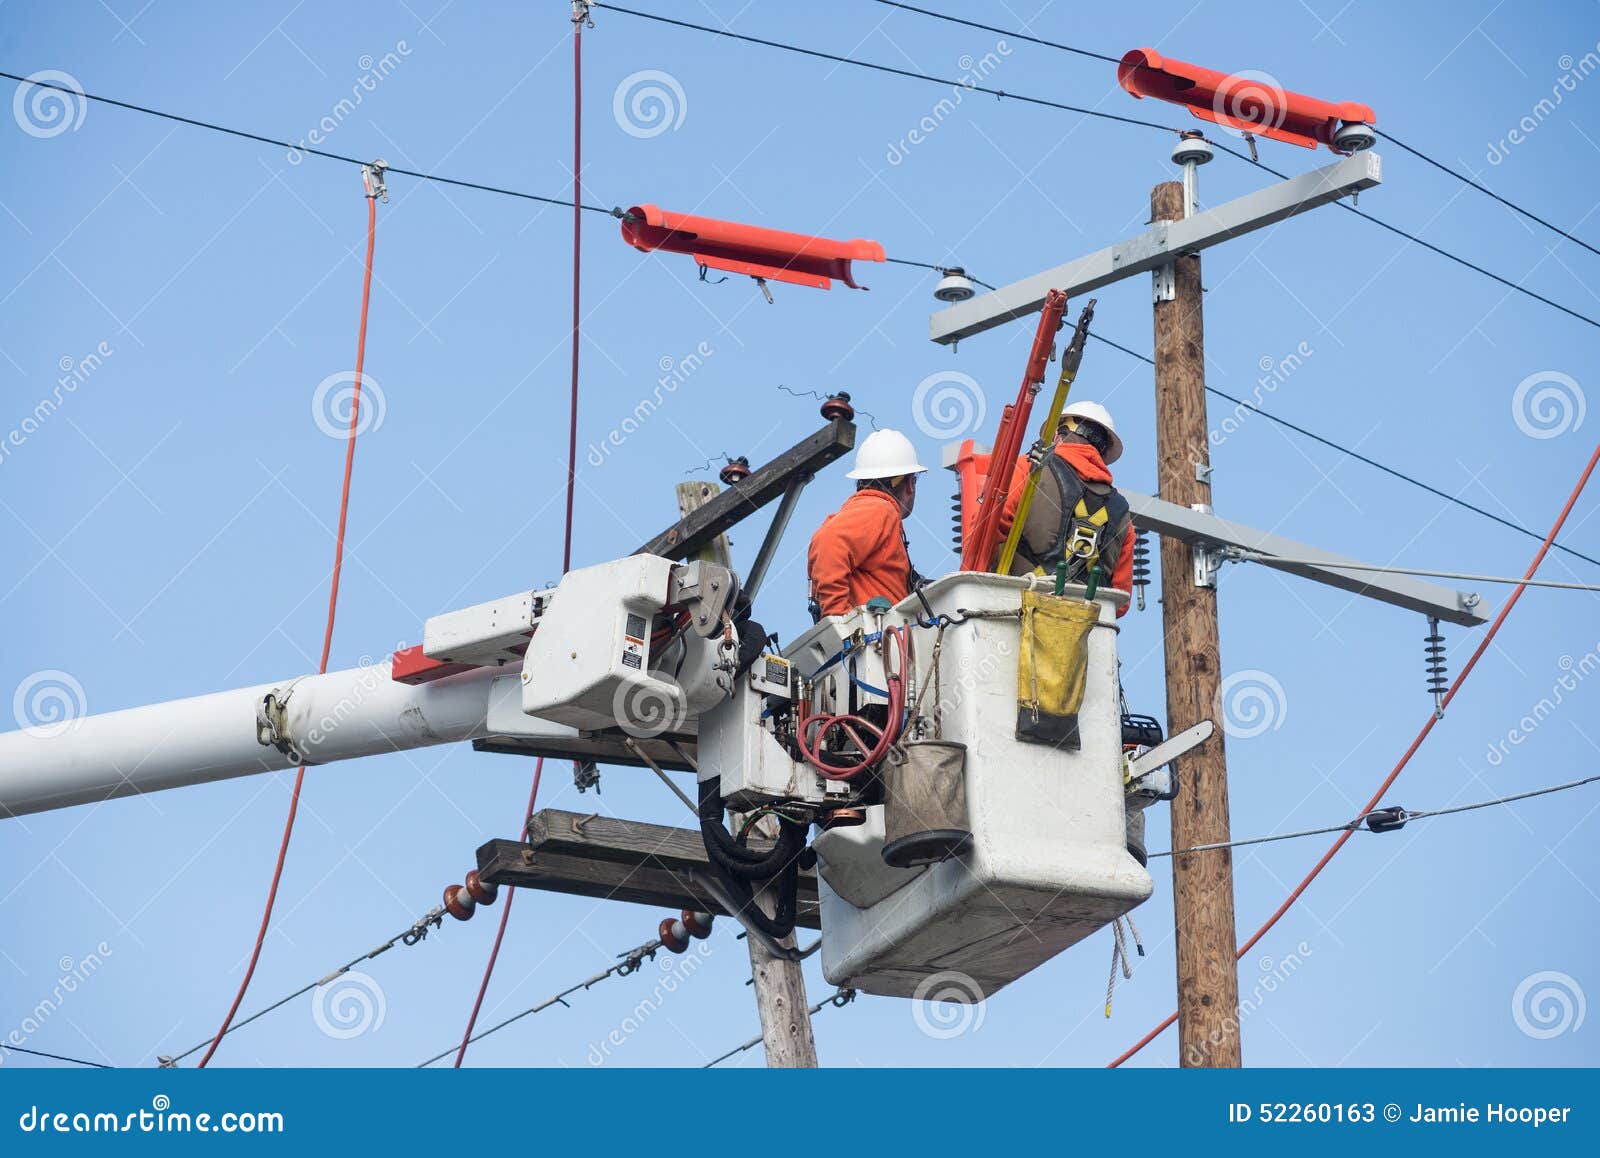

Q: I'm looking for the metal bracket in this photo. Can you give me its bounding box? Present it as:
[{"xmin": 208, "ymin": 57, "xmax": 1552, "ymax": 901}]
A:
[
  {"xmin": 254, "ymin": 681, "xmax": 309, "ymax": 763},
  {"xmin": 1152, "ymin": 263, "xmax": 1176, "ymax": 303},
  {"xmin": 668, "ymin": 560, "xmax": 739, "ymax": 637},
  {"xmin": 1192, "ymin": 543, "xmax": 1222, "ymax": 589},
  {"xmin": 1194, "ymin": 460, "xmax": 1212, "ymax": 485}
]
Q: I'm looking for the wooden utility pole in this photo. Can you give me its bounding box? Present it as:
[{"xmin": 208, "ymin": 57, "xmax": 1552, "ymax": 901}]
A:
[
  {"xmin": 1150, "ymin": 179, "xmax": 1242, "ymax": 1067},
  {"xmin": 674, "ymin": 480, "xmax": 819, "ymax": 1068}
]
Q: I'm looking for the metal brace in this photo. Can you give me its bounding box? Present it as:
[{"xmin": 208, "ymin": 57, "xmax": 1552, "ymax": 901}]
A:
[
  {"xmin": 1188, "ymin": 503, "xmax": 1222, "ymax": 588},
  {"xmin": 1151, "ymin": 262, "xmax": 1176, "ymax": 303},
  {"xmin": 1194, "ymin": 460, "xmax": 1212, "ymax": 485}
]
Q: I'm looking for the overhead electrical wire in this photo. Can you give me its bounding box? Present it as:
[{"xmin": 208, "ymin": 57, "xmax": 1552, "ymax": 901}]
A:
[
  {"xmin": 419, "ymin": 932, "xmax": 676, "ymax": 1067},
  {"xmin": 1151, "ymin": 773, "xmax": 1600, "ymax": 858},
  {"xmin": 589, "ymin": 4, "xmax": 1181, "ymax": 133},
  {"xmin": 0, "ymin": 1043, "xmax": 112, "ymax": 1068},
  {"xmin": 196, "ymin": 166, "xmax": 382, "ymax": 1069},
  {"xmin": 0, "ymin": 69, "xmax": 626, "ymax": 217},
  {"xmin": 867, "ymin": 0, "xmax": 1120, "ymax": 63},
  {"xmin": 703, "ymin": 988, "xmax": 857, "ymax": 1067},
  {"xmin": 1087, "ymin": 331, "xmax": 1600, "ymax": 571},
  {"xmin": 592, "ymin": 5, "xmax": 1600, "ymax": 332},
  {"xmin": 866, "ymin": 2, "xmax": 1600, "ymax": 267},
  {"xmin": 1110, "ymin": 433, "xmax": 1600, "ymax": 1067},
  {"xmin": 165, "ymin": 904, "xmax": 448, "ymax": 1066}
]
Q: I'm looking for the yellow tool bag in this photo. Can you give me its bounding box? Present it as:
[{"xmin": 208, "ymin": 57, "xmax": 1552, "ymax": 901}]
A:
[{"xmin": 1015, "ymin": 590, "xmax": 1098, "ymax": 749}]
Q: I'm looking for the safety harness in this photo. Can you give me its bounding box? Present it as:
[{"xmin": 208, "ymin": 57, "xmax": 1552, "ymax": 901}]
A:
[{"xmin": 1007, "ymin": 452, "xmax": 1131, "ymax": 585}]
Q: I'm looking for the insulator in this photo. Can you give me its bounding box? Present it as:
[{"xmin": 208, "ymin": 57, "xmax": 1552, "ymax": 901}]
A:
[
  {"xmin": 820, "ymin": 391, "xmax": 855, "ymax": 422},
  {"xmin": 1424, "ymin": 617, "xmax": 1447, "ymax": 717},
  {"xmin": 464, "ymin": 869, "xmax": 498, "ymax": 907},
  {"xmin": 951, "ymin": 488, "xmax": 964, "ymax": 552},
  {"xmin": 1131, "ymin": 529, "xmax": 1151, "ymax": 611},
  {"xmin": 718, "ymin": 456, "xmax": 751, "ymax": 486},
  {"xmin": 681, "ymin": 910, "xmax": 715, "ymax": 939},
  {"xmin": 443, "ymin": 884, "xmax": 475, "ymax": 921},
  {"xmin": 659, "ymin": 916, "xmax": 690, "ymax": 953}
]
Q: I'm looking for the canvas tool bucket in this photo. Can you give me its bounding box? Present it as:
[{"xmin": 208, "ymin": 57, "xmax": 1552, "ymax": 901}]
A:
[
  {"xmin": 1016, "ymin": 590, "xmax": 1098, "ymax": 749},
  {"xmin": 881, "ymin": 739, "xmax": 971, "ymax": 868}
]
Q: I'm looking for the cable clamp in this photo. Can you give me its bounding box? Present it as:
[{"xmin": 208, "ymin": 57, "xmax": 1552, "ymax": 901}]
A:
[
  {"xmin": 401, "ymin": 904, "xmax": 447, "ymax": 947},
  {"xmin": 255, "ymin": 679, "xmax": 310, "ymax": 764},
  {"xmin": 572, "ymin": 0, "xmax": 594, "ymax": 27},
  {"xmin": 361, "ymin": 158, "xmax": 388, "ymax": 202}
]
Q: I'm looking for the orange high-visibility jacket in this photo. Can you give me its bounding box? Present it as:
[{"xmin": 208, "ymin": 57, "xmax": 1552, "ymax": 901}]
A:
[
  {"xmin": 996, "ymin": 441, "xmax": 1135, "ymax": 617},
  {"xmin": 807, "ymin": 488, "xmax": 911, "ymax": 617}
]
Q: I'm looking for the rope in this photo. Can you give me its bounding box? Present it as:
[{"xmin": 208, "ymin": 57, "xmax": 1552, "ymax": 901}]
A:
[
  {"xmin": 1087, "ymin": 332, "xmax": 1600, "ymax": 571},
  {"xmin": 1150, "ymin": 774, "xmax": 1600, "ymax": 858},
  {"xmin": 168, "ymin": 905, "xmax": 446, "ymax": 1065},
  {"xmin": 1110, "ymin": 435, "xmax": 1600, "ymax": 1066},
  {"xmin": 196, "ymin": 168, "xmax": 379, "ymax": 1068},
  {"xmin": 452, "ymin": 4, "xmax": 591, "ymax": 1067}
]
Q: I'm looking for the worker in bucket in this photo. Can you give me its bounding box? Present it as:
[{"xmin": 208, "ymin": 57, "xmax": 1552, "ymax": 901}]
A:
[
  {"xmin": 996, "ymin": 400, "xmax": 1135, "ymax": 616},
  {"xmin": 807, "ymin": 429, "xmax": 928, "ymax": 620}
]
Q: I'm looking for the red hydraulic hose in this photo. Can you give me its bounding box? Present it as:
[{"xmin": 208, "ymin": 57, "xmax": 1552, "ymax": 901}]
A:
[
  {"xmin": 197, "ymin": 173, "xmax": 380, "ymax": 1068},
  {"xmin": 1109, "ymin": 438, "xmax": 1600, "ymax": 1068},
  {"xmin": 452, "ymin": 8, "xmax": 586, "ymax": 1067},
  {"xmin": 798, "ymin": 626, "xmax": 909, "ymax": 777}
]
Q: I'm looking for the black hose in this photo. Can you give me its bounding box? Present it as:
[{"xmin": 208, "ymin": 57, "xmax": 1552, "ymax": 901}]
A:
[{"xmin": 698, "ymin": 778, "xmax": 802, "ymax": 876}]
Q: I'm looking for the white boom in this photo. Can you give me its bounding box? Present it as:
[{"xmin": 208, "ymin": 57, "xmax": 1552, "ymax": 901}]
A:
[{"xmin": 0, "ymin": 662, "xmax": 499, "ymax": 818}]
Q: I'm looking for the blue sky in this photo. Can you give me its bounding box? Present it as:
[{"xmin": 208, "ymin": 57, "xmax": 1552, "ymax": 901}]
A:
[{"xmin": 2, "ymin": 0, "xmax": 1597, "ymax": 1068}]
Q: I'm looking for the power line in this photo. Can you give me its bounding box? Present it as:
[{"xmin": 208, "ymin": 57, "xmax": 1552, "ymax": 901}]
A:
[
  {"xmin": 1373, "ymin": 128, "xmax": 1600, "ymax": 261},
  {"xmin": 703, "ymin": 988, "xmax": 857, "ymax": 1067},
  {"xmin": 866, "ymin": 0, "xmax": 1120, "ymax": 64},
  {"xmin": 0, "ymin": 70, "xmax": 627, "ymax": 218},
  {"xmin": 1152, "ymin": 773, "xmax": 1600, "ymax": 858},
  {"xmin": 0, "ymin": 1043, "xmax": 111, "ymax": 1068},
  {"xmin": 417, "ymin": 934, "xmax": 673, "ymax": 1067},
  {"xmin": 591, "ymin": 4, "xmax": 1182, "ymax": 135},
  {"xmin": 1223, "ymin": 550, "xmax": 1600, "ymax": 592},
  {"xmin": 165, "ymin": 905, "xmax": 447, "ymax": 1066},
  {"xmin": 1112, "ymin": 431, "xmax": 1600, "ymax": 1066},
  {"xmin": 1087, "ymin": 331, "xmax": 1600, "ymax": 571},
  {"xmin": 591, "ymin": 6, "xmax": 1600, "ymax": 331},
  {"xmin": 866, "ymin": 2, "xmax": 1600, "ymax": 264}
]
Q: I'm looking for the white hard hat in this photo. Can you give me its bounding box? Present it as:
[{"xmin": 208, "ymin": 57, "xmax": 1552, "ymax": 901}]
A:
[
  {"xmin": 1059, "ymin": 400, "xmax": 1123, "ymax": 465},
  {"xmin": 846, "ymin": 428, "xmax": 928, "ymax": 480}
]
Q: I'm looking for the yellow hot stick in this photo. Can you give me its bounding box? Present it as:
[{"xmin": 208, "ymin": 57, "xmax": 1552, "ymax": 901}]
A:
[{"xmin": 995, "ymin": 299, "xmax": 1097, "ymax": 574}]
